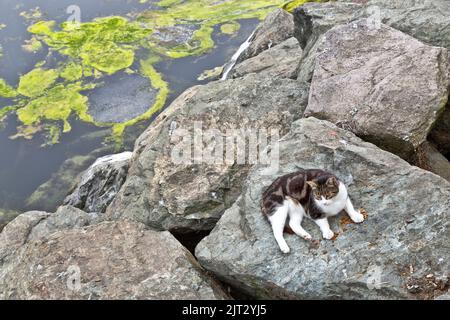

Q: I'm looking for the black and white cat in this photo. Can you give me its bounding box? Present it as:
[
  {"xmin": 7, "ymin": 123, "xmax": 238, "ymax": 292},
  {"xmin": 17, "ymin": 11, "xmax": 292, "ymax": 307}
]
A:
[{"xmin": 261, "ymin": 169, "xmax": 364, "ymax": 253}]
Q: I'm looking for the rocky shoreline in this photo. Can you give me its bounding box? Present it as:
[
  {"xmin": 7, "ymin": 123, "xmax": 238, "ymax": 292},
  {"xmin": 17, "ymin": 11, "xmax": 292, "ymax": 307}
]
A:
[{"xmin": 1, "ymin": 0, "xmax": 449, "ymax": 299}]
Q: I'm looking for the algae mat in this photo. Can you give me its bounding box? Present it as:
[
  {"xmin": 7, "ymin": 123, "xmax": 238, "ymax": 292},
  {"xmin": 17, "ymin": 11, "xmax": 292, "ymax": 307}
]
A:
[{"xmin": 0, "ymin": 0, "xmax": 317, "ymax": 145}]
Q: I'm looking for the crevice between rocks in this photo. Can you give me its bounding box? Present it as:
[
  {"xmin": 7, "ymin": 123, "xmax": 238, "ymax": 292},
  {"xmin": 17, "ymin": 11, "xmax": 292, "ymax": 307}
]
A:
[
  {"xmin": 411, "ymin": 98, "xmax": 450, "ymax": 181},
  {"xmin": 170, "ymin": 228, "xmax": 255, "ymax": 300},
  {"xmin": 170, "ymin": 229, "xmax": 211, "ymax": 255}
]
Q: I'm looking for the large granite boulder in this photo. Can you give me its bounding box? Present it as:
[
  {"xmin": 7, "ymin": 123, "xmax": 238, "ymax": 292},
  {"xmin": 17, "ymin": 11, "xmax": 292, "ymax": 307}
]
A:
[
  {"xmin": 304, "ymin": 19, "xmax": 450, "ymax": 158},
  {"xmin": 230, "ymin": 37, "xmax": 302, "ymax": 80},
  {"xmin": 294, "ymin": 2, "xmax": 363, "ymax": 85},
  {"xmin": 294, "ymin": 0, "xmax": 450, "ymax": 84},
  {"xmin": 63, "ymin": 152, "xmax": 132, "ymax": 213},
  {"xmin": 339, "ymin": 0, "xmax": 450, "ymax": 50},
  {"xmin": 236, "ymin": 9, "xmax": 295, "ymax": 64},
  {"xmin": 0, "ymin": 206, "xmax": 99, "ymax": 266},
  {"xmin": 196, "ymin": 117, "xmax": 450, "ymax": 300},
  {"xmin": 0, "ymin": 207, "xmax": 229, "ymax": 300},
  {"xmin": 106, "ymin": 73, "xmax": 309, "ymax": 232}
]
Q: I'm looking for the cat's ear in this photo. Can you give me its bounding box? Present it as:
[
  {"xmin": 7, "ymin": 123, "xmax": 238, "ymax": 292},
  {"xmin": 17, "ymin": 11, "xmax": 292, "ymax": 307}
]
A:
[
  {"xmin": 327, "ymin": 176, "xmax": 338, "ymax": 187},
  {"xmin": 306, "ymin": 180, "xmax": 318, "ymax": 189}
]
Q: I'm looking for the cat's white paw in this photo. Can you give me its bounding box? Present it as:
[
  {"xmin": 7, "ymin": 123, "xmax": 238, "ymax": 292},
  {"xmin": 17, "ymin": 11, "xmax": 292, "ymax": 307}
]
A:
[
  {"xmin": 279, "ymin": 244, "xmax": 290, "ymax": 254},
  {"xmin": 351, "ymin": 211, "xmax": 365, "ymax": 223},
  {"xmin": 301, "ymin": 232, "xmax": 312, "ymax": 241},
  {"xmin": 322, "ymin": 229, "xmax": 335, "ymax": 240}
]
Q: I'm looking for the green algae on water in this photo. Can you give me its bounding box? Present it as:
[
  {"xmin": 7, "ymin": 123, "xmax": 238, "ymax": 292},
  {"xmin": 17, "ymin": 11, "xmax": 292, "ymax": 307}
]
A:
[
  {"xmin": 220, "ymin": 22, "xmax": 241, "ymax": 35},
  {"xmin": 138, "ymin": 0, "xmax": 322, "ymax": 58},
  {"xmin": 60, "ymin": 62, "xmax": 83, "ymax": 81},
  {"xmin": 197, "ymin": 66, "xmax": 224, "ymax": 81},
  {"xmin": 282, "ymin": 0, "xmax": 327, "ymax": 12},
  {"xmin": 17, "ymin": 68, "xmax": 59, "ymax": 97},
  {"xmin": 0, "ymin": 79, "xmax": 18, "ymax": 98},
  {"xmin": 22, "ymin": 36, "xmax": 43, "ymax": 53},
  {"xmin": 29, "ymin": 17, "xmax": 152, "ymax": 74},
  {"xmin": 20, "ymin": 7, "xmax": 43, "ymax": 22},
  {"xmin": 17, "ymin": 83, "xmax": 94, "ymax": 134},
  {"xmin": 1, "ymin": 0, "xmax": 323, "ymax": 146}
]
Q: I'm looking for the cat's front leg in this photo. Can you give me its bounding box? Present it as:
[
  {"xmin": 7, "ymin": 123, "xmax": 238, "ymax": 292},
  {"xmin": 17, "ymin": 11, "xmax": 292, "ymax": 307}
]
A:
[
  {"xmin": 344, "ymin": 197, "xmax": 364, "ymax": 223},
  {"xmin": 314, "ymin": 218, "xmax": 334, "ymax": 240}
]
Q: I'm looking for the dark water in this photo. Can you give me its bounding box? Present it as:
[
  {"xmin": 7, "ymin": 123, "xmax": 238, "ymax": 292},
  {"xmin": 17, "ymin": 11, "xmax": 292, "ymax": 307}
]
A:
[{"xmin": 0, "ymin": 0, "xmax": 259, "ymax": 211}]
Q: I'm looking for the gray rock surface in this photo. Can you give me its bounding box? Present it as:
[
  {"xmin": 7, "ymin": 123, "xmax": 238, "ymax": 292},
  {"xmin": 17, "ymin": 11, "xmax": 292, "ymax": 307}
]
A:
[
  {"xmin": 340, "ymin": 0, "xmax": 450, "ymax": 50},
  {"xmin": 106, "ymin": 73, "xmax": 309, "ymax": 232},
  {"xmin": 196, "ymin": 117, "xmax": 450, "ymax": 300},
  {"xmin": 294, "ymin": 0, "xmax": 450, "ymax": 84},
  {"xmin": 304, "ymin": 19, "xmax": 450, "ymax": 158},
  {"xmin": 294, "ymin": 2, "xmax": 363, "ymax": 85},
  {"xmin": 27, "ymin": 205, "xmax": 99, "ymax": 241},
  {"xmin": 237, "ymin": 9, "xmax": 295, "ymax": 64},
  {"xmin": 429, "ymin": 103, "xmax": 450, "ymax": 158},
  {"xmin": 435, "ymin": 293, "xmax": 450, "ymax": 300},
  {"xmin": 64, "ymin": 152, "xmax": 132, "ymax": 213},
  {"xmin": 230, "ymin": 37, "xmax": 302, "ymax": 80},
  {"xmin": 0, "ymin": 210, "xmax": 229, "ymax": 300},
  {"xmin": 415, "ymin": 142, "xmax": 450, "ymax": 182},
  {"xmin": 0, "ymin": 206, "xmax": 97, "ymax": 263},
  {"xmin": 294, "ymin": 2, "xmax": 362, "ymax": 50}
]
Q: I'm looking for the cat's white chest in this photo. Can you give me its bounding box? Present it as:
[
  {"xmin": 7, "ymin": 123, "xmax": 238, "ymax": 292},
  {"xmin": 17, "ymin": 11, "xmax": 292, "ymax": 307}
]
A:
[{"xmin": 317, "ymin": 182, "xmax": 348, "ymax": 217}]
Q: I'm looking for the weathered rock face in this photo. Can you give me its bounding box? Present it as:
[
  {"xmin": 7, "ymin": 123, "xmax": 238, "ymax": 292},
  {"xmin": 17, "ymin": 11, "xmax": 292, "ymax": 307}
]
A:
[
  {"xmin": 356, "ymin": 0, "xmax": 450, "ymax": 50},
  {"xmin": 304, "ymin": 19, "xmax": 450, "ymax": 159},
  {"xmin": 294, "ymin": 2, "xmax": 362, "ymax": 50},
  {"xmin": 106, "ymin": 73, "xmax": 309, "ymax": 232},
  {"xmin": 415, "ymin": 142, "xmax": 450, "ymax": 182},
  {"xmin": 294, "ymin": 2, "xmax": 363, "ymax": 85},
  {"xmin": 294, "ymin": 0, "xmax": 450, "ymax": 84},
  {"xmin": 0, "ymin": 206, "xmax": 96, "ymax": 265},
  {"xmin": 297, "ymin": 0, "xmax": 450, "ymax": 51},
  {"xmin": 0, "ymin": 208, "xmax": 229, "ymax": 300},
  {"xmin": 230, "ymin": 37, "xmax": 302, "ymax": 80},
  {"xmin": 196, "ymin": 117, "xmax": 450, "ymax": 300},
  {"xmin": 237, "ymin": 9, "xmax": 295, "ymax": 64},
  {"xmin": 63, "ymin": 152, "xmax": 132, "ymax": 213}
]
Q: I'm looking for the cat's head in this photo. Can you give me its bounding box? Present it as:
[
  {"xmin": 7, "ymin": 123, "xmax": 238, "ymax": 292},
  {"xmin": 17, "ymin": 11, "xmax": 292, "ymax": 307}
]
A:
[{"xmin": 306, "ymin": 175, "xmax": 340, "ymax": 206}]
